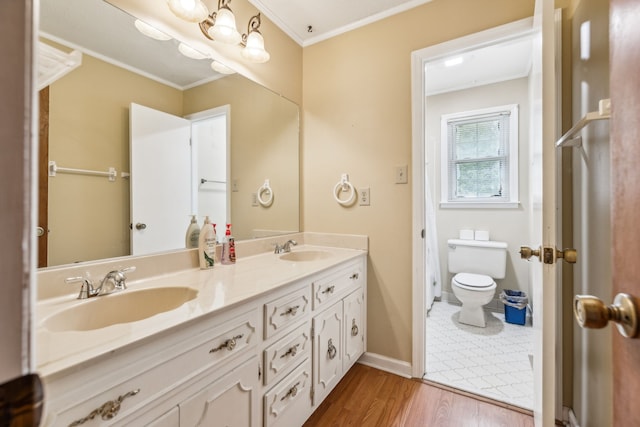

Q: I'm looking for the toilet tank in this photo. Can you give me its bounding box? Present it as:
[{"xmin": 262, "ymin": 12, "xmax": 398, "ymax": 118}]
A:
[{"xmin": 447, "ymin": 239, "xmax": 508, "ymax": 279}]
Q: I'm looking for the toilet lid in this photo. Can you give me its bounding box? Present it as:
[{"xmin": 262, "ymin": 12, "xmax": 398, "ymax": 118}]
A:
[{"xmin": 454, "ymin": 273, "xmax": 495, "ymax": 288}]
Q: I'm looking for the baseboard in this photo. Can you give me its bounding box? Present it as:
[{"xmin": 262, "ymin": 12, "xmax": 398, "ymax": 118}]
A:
[
  {"xmin": 563, "ymin": 406, "xmax": 580, "ymax": 427},
  {"xmin": 358, "ymin": 352, "xmax": 412, "ymax": 378}
]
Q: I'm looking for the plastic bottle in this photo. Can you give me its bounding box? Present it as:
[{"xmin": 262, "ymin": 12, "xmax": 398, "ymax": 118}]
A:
[
  {"xmin": 198, "ymin": 216, "xmax": 216, "ymax": 269},
  {"xmin": 221, "ymin": 223, "xmax": 236, "ymax": 265},
  {"xmin": 212, "ymin": 223, "xmax": 220, "ymax": 264},
  {"xmin": 185, "ymin": 215, "xmax": 200, "ymax": 249}
]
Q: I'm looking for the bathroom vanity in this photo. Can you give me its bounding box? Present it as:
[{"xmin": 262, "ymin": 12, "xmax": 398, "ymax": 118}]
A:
[{"xmin": 36, "ymin": 235, "xmax": 367, "ymax": 426}]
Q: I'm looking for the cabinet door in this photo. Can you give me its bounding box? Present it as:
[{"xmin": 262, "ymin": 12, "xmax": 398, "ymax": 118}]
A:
[
  {"xmin": 343, "ymin": 289, "xmax": 365, "ymax": 371},
  {"xmin": 180, "ymin": 357, "xmax": 259, "ymax": 427},
  {"xmin": 312, "ymin": 301, "xmax": 343, "ymax": 405}
]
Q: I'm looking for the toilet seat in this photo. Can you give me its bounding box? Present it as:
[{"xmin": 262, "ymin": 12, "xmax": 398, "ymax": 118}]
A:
[{"xmin": 453, "ymin": 273, "xmax": 496, "ymax": 290}]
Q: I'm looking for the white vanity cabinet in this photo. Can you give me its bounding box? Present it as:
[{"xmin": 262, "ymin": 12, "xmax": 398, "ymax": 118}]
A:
[{"xmin": 41, "ymin": 252, "xmax": 367, "ymax": 427}]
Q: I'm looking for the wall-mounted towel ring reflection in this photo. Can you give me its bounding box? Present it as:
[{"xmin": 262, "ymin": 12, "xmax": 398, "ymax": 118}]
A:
[
  {"xmin": 257, "ymin": 179, "xmax": 274, "ymax": 207},
  {"xmin": 333, "ymin": 173, "xmax": 356, "ymax": 206}
]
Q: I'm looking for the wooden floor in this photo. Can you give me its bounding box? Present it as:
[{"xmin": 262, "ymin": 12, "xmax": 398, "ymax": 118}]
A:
[{"xmin": 304, "ymin": 364, "xmax": 534, "ymax": 427}]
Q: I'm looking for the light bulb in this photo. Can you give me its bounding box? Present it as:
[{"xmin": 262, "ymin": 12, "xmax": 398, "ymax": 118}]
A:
[
  {"xmin": 241, "ymin": 31, "xmax": 270, "ymax": 63},
  {"xmin": 167, "ymin": 0, "xmax": 209, "ymax": 23},
  {"xmin": 208, "ymin": 8, "xmax": 241, "ymax": 45}
]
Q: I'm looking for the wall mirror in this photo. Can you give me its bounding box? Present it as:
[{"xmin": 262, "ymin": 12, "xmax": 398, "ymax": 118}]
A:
[{"xmin": 38, "ymin": 0, "xmax": 300, "ymax": 268}]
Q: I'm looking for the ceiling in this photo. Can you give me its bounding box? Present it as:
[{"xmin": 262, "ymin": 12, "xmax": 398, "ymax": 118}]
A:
[
  {"xmin": 248, "ymin": 0, "xmax": 434, "ymax": 46},
  {"xmin": 39, "ymin": 0, "xmax": 532, "ymax": 94}
]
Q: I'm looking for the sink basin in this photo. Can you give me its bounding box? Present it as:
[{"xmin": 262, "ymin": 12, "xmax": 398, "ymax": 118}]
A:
[
  {"xmin": 43, "ymin": 286, "xmax": 198, "ymax": 332},
  {"xmin": 279, "ymin": 250, "xmax": 333, "ymax": 262}
]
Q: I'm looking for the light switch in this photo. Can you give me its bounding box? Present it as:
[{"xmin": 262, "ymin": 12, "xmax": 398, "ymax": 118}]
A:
[
  {"xmin": 251, "ymin": 193, "xmax": 258, "ymax": 207},
  {"xmin": 359, "ymin": 187, "xmax": 370, "ymax": 206},
  {"xmin": 395, "ymin": 165, "xmax": 408, "ymax": 184},
  {"xmin": 232, "ymin": 179, "xmax": 239, "ymax": 192}
]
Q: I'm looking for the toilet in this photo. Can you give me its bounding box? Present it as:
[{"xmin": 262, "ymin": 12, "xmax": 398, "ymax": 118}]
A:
[{"xmin": 447, "ymin": 239, "xmax": 508, "ymax": 327}]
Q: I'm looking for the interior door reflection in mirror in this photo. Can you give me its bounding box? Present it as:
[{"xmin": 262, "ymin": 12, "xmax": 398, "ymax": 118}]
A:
[{"xmin": 38, "ymin": 0, "xmax": 299, "ymax": 267}]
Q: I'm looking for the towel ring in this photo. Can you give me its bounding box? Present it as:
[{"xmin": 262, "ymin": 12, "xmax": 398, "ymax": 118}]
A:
[
  {"xmin": 257, "ymin": 179, "xmax": 274, "ymax": 207},
  {"xmin": 333, "ymin": 174, "xmax": 356, "ymax": 206}
]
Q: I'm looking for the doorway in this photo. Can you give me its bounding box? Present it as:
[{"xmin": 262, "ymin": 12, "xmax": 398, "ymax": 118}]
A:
[{"xmin": 411, "ymin": 17, "xmax": 538, "ymax": 410}]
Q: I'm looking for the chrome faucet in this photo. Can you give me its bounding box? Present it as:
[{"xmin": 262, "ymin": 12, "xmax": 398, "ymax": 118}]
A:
[
  {"xmin": 65, "ymin": 266, "xmax": 136, "ymax": 299},
  {"xmin": 282, "ymin": 239, "xmax": 298, "ymax": 252},
  {"xmin": 273, "ymin": 240, "xmax": 298, "ymax": 254}
]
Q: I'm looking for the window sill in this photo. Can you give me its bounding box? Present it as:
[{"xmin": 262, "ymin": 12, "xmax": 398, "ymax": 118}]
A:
[{"xmin": 439, "ymin": 201, "xmax": 521, "ymax": 209}]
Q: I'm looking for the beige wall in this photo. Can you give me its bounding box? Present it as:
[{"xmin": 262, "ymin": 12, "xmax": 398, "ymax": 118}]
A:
[
  {"xmin": 427, "ymin": 77, "xmax": 531, "ymax": 306},
  {"xmin": 48, "ymin": 53, "xmax": 183, "ymax": 266},
  {"xmin": 183, "ymin": 75, "xmax": 300, "ymax": 241},
  {"xmin": 569, "ymin": 0, "xmax": 612, "ymax": 425},
  {"xmin": 302, "ymin": 0, "xmax": 535, "ymax": 363}
]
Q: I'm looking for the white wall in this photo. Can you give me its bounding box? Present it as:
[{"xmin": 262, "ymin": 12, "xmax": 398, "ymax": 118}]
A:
[{"xmin": 427, "ymin": 77, "xmax": 531, "ymax": 309}]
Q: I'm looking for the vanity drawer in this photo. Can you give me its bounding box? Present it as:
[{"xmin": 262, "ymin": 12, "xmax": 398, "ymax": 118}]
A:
[
  {"xmin": 264, "ymin": 286, "xmax": 310, "ymax": 339},
  {"xmin": 263, "ymin": 323, "xmax": 311, "ymax": 386},
  {"xmin": 264, "ymin": 359, "xmax": 312, "ymax": 427},
  {"xmin": 312, "ymin": 259, "xmax": 364, "ymax": 310},
  {"xmin": 45, "ymin": 310, "xmax": 259, "ymax": 426}
]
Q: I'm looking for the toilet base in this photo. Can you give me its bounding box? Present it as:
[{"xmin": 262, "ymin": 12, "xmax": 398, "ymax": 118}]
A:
[{"xmin": 458, "ymin": 304, "xmax": 487, "ymax": 327}]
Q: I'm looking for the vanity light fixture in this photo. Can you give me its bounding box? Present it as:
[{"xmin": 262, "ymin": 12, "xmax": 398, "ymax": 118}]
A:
[
  {"xmin": 167, "ymin": 0, "xmax": 209, "ymax": 23},
  {"xmin": 197, "ymin": 0, "xmax": 270, "ymax": 63},
  {"xmin": 241, "ymin": 14, "xmax": 270, "ymax": 63},
  {"xmin": 134, "ymin": 19, "xmax": 172, "ymax": 41},
  {"xmin": 199, "ymin": 0, "xmax": 242, "ymax": 45}
]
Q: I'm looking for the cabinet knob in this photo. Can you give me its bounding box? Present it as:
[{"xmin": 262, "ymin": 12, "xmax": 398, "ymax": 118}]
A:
[
  {"xmin": 69, "ymin": 389, "xmax": 140, "ymax": 426},
  {"xmin": 280, "ymin": 305, "xmax": 300, "ymax": 316},
  {"xmin": 280, "ymin": 382, "xmax": 300, "ymax": 401},
  {"xmin": 327, "ymin": 338, "xmax": 337, "ymax": 360},
  {"xmin": 322, "ymin": 285, "xmax": 335, "ymax": 295},
  {"xmin": 351, "ymin": 319, "xmax": 359, "ymax": 337},
  {"xmin": 209, "ymin": 334, "xmax": 244, "ymax": 353}
]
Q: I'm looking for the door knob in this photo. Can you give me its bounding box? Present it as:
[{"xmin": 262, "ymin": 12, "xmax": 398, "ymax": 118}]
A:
[
  {"xmin": 135, "ymin": 223, "xmax": 147, "ymax": 230},
  {"xmin": 520, "ymin": 246, "xmax": 577, "ymax": 264},
  {"xmin": 574, "ymin": 293, "xmax": 639, "ymax": 338},
  {"xmin": 519, "ymin": 246, "xmax": 541, "ymax": 262}
]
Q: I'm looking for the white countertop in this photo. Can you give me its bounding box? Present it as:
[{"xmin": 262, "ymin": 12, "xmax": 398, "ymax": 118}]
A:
[{"xmin": 36, "ymin": 245, "xmax": 366, "ymax": 378}]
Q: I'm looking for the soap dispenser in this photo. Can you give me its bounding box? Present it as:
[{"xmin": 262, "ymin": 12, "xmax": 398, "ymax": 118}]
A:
[
  {"xmin": 185, "ymin": 215, "xmax": 200, "ymax": 249},
  {"xmin": 198, "ymin": 216, "xmax": 216, "ymax": 269},
  {"xmin": 221, "ymin": 223, "xmax": 236, "ymax": 265}
]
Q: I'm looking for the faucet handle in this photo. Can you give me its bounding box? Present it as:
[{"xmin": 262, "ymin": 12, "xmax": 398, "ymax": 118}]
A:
[
  {"xmin": 111, "ymin": 266, "xmax": 136, "ymax": 290},
  {"xmin": 273, "ymin": 243, "xmax": 284, "ymax": 254},
  {"xmin": 65, "ymin": 276, "xmax": 95, "ymax": 299}
]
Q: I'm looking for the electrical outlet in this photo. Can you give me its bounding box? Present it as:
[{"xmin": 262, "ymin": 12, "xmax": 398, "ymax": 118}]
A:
[
  {"xmin": 395, "ymin": 165, "xmax": 408, "ymax": 184},
  {"xmin": 359, "ymin": 187, "xmax": 370, "ymax": 206},
  {"xmin": 251, "ymin": 193, "xmax": 258, "ymax": 206}
]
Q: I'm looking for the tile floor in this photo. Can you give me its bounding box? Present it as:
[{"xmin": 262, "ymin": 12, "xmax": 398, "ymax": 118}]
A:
[{"xmin": 424, "ymin": 300, "xmax": 534, "ymax": 410}]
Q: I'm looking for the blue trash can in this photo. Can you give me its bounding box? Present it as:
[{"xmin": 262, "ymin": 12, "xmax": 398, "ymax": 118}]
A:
[{"xmin": 500, "ymin": 290, "xmax": 528, "ymax": 325}]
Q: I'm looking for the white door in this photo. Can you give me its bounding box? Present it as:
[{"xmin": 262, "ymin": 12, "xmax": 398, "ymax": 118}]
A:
[
  {"xmin": 130, "ymin": 103, "xmax": 192, "ymax": 255},
  {"xmin": 529, "ymin": 2, "xmax": 559, "ymax": 425}
]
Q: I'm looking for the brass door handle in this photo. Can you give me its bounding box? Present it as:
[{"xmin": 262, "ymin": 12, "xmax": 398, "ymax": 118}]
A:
[
  {"xmin": 574, "ymin": 293, "xmax": 639, "ymax": 338},
  {"xmin": 519, "ymin": 246, "xmax": 541, "ymax": 262},
  {"xmin": 520, "ymin": 246, "xmax": 577, "ymax": 264}
]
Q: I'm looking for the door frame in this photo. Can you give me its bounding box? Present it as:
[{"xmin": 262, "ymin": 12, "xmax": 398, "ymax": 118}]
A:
[{"xmin": 410, "ymin": 16, "xmax": 536, "ymax": 379}]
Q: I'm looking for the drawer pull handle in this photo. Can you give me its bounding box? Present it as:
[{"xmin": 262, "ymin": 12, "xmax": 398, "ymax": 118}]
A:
[
  {"xmin": 322, "ymin": 285, "xmax": 335, "ymax": 295},
  {"xmin": 280, "ymin": 344, "xmax": 300, "ymax": 358},
  {"xmin": 280, "ymin": 305, "xmax": 300, "ymax": 316},
  {"xmin": 209, "ymin": 334, "xmax": 244, "ymax": 353},
  {"xmin": 280, "ymin": 382, "xmax": 300, "ymax": 401},
  {"xmin": 327, "ymin": 338, "xmax": 337, "ymax": 360},
  {"xmin": 68, "ymin": 389, "xmax": 140, "ymax": 426},
  {"xmin": 350, "ymin": 273, "xmax": 359, "ymax": 280},
  {"xmin": 351, "ymin": 319, "xmax": 359, "ymax": 336}
]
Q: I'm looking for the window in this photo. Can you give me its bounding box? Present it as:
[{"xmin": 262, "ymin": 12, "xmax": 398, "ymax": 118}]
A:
[{"xmin": 440, "ymin": 104, "xmax": 519, "ymax": 208}]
